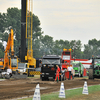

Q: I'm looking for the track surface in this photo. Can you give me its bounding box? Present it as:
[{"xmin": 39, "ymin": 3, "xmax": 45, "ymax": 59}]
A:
[{"xmin": 0, "ymin": 77, "xmax": 100, "ymax": 100}]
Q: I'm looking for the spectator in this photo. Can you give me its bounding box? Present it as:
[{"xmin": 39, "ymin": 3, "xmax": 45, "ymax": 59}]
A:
[{"xmin": 67, "ymin": 65, "xmax": 74, "ymax": 80}]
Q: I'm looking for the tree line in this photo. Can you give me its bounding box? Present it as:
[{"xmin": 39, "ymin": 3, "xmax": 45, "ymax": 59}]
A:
[{"xmin": 0, "ymin": 7, "xmax": 100, "ymax": 59}]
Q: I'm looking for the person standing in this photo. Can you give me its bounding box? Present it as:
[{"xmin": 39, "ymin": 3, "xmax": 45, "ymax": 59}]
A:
[
  {"xmin": 55, "ymin": 65, "xmax": 60, "ymax": 82},
  {"xmin": 67, "ymin": 65, "xmax": 73, "ymax": 80}
]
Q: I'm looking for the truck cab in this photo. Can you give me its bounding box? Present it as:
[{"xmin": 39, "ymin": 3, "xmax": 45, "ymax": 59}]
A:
[
  {"xmin": 40, "ymin": 55, "xmax": 62, "ymax": 81},
  {"xmin": 17, "ymin": 63, "xmax": 29, "ymax": 75},
  {"xmin": 61, "ymin": 48, "xmax": 72, "ymax": 70}
]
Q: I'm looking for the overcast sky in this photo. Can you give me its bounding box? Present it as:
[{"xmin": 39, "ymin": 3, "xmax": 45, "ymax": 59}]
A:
[{"xmin": 0, "ymin": 0, "xmax": 100, "ymax": 47}]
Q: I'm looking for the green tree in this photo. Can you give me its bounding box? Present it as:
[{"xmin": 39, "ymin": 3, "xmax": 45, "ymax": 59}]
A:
[
  {"xmin": 70, "ymin": 40, "xmax": 83, "ymax": 59},
  {"xmin": 83, "ymin": 44, "xmax": 92, "ymax": 59},
  {"xmin": 39, "ymin": 35, "xmax": 54, "ymax": 56},
  {"xmin": 6, "ymin": 8, "xmax": 21, "ymax": 54},
  {"xmin": 33, "ymin": 14, "xmax": 43, "ymax": 39},
  {"xmin": 83, "ymin": 38, "xmax": 100, "ymax": 59},
  {"xmin": 89, "ymin": 38, "xmax": 98, "ymax": 46},
  {"xmin": 0, "ymin": 8, "xmax": 21, "ymax": 56},
  {"xmin": 0, "ymin": 7, "xmax": 43, "ymax": 58},
  {"xmin": 32, "ymin": 14, "xmax": 43, "ymax": 58},
  {"xmin": 53, "ymin": 39, "xmax": 70, "ymax": 55},
  {"xmin": 0, "ymin": 49, "xmax": 4, "ymax": 58},
  {"xmin": 0, "ymin": 13, "xmax": 6, "ymax": 32},
  {"xmin": 0, "ymin": 42, "xmax": 4, "ymax": 58},
  {"xmin": 88, "ymin": 38, "xmax": 100, "ymax": 57}
]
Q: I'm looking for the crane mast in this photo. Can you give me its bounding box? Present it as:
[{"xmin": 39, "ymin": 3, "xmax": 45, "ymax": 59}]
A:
[
  {"xmin": 25, "ymin": 0, "xmax": 36, "ymax": 68},
  {"xmin": 26, "ymin": 0, "xmax": 33, "ymax": 58}
]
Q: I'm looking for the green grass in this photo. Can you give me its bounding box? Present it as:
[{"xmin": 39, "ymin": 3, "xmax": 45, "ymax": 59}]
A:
[{"xmin": 19, "ymin": 84, "xmax": 100, "ymax": 100}]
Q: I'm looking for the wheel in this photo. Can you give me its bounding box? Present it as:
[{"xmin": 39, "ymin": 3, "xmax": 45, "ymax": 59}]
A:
[
  {"xmin": 40, "ymin": 75, "xmax": 42, "ymax": 79},
  {"xmin": 5, "ymin": 74, "xmax": 10, "ymax": 79},
  {"xmin": 41, "ymin": 77, "xmax": 45, "ymax": 81},
  {"xmin": 89, "ymin": 68, "xmax": 94, "ymax": 79},
  {"xmin": 2, "ymin": 75, "xmax": 5, "ymax": 79},
  {"xmin": 81, "ymin": 72, "xmax": 83, "ymax": 77},
  {"xmin": 78, "ymin": 72, "xmax": 81, "ymax": 77}
]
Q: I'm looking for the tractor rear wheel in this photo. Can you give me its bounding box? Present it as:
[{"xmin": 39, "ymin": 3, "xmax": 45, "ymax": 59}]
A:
[
  {"xmin": 89, "ymin": 68, "xmax": 94, "ymax": 79},
  {"xmin": 41, "ymin": 77, "xmax": 45, "ymax": 81}
]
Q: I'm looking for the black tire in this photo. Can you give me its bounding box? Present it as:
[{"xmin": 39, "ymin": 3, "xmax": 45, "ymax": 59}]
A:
[
  {"xmin": 40, "ymin": 75, "xmax": 42, "ymax": 79},
  {"xmin": 5, "ymin": 74, "xmax": 10, "ymax": 79},
  {"xmin": 81, "ymin": 72, "xmax": 83, "ymax": 77},
  {"xmin": 89, "ymin": 68, "xmax": 94, "ymax": 79},
  {"xmin": 2, "ymin": 75, "xmax": 5, "ymax": 79},
  {"xmin": 41, "ymin": 77, "xmax": 45, "ymax": 81}
]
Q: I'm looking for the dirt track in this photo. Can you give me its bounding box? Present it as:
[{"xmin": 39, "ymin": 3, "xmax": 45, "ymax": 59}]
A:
[{"xmin": 0, "ymin": 77, "xmax": 100, "ymax": 100}]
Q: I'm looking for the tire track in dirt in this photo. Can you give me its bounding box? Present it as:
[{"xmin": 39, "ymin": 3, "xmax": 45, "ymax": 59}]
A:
[{"xmin": 0, "ymin": 77, "xmax": 100, "ymax": 100}]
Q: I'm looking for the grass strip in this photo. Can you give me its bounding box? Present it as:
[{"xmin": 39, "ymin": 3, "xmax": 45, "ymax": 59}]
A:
[{"xmin": 19, "ymin": 84, "xmax": 100, "ymax": 100}]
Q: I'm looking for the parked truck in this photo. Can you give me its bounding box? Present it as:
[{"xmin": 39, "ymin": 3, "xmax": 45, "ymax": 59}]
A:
[
  {"xmin": 40, "ymin": 55, "xmax": 65, "ymax": 81},
  {"xmin": 17, "ymin": 63, "xmax": 29, "ymax": 75}
]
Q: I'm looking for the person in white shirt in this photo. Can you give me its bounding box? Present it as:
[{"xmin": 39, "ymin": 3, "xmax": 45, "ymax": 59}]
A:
[
  {"xmin": 67, "ymin": 65, "xmax": 74, "ymax": 80},
  {"xmin": 67, "ymin": 65, "xmax": 73, "ymax": 71}
]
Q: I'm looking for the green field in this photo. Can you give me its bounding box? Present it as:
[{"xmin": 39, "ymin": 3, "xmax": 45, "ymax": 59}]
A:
[{"xmin": 19, "ymin": 84, "xmax": 100, "ymax": 100}]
